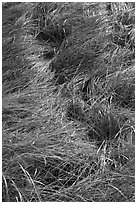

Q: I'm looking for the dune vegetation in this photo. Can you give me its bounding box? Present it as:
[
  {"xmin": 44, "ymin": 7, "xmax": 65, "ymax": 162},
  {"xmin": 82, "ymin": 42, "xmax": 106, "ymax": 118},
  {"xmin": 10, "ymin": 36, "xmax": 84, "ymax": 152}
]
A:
[{"xmin": 2, "ymin": 2, "xmax": 135, "ymax": 202}]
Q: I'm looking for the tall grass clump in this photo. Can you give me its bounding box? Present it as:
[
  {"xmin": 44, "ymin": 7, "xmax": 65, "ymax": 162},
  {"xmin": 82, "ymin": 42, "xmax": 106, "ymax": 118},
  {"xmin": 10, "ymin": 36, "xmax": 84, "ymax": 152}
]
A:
[{"xmin": 2, "ymin": 2, "xmax": 135, "ymax": 202}]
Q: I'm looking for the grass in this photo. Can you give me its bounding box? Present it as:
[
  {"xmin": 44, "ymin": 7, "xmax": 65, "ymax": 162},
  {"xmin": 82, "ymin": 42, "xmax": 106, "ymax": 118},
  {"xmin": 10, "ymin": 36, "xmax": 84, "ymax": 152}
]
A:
[{"xmin": 2, "ymin": 2, "xmax": 135, "ymax": 202}]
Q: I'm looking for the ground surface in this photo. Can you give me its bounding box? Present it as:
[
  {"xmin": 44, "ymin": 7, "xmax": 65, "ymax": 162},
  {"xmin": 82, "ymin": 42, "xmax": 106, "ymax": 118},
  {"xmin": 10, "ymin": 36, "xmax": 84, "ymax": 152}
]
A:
[{"xmin": 2, "ymin": 2, "xmax": 135, "ymax": 202}]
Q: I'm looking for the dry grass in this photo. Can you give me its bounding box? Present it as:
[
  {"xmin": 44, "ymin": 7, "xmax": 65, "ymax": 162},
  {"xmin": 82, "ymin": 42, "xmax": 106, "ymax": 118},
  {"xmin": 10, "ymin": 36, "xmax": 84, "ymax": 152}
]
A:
[{"xmin": 2, "ymin": 2, "xmax": 135, "ymax": 202}]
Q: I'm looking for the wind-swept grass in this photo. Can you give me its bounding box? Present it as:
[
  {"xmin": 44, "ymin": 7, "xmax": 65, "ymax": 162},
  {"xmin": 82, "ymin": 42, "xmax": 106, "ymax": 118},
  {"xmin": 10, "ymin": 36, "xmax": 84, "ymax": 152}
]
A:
[{"xmin": 2, "ymin": 2, "xmax": 135, "ymax": 202}]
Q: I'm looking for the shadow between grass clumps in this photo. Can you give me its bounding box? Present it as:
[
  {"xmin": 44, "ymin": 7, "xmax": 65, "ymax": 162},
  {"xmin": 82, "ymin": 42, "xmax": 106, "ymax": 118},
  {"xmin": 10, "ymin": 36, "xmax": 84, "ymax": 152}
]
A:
[{"xmin": 66, "ymin": 102, "xmax": 120, "ymax": 146}]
